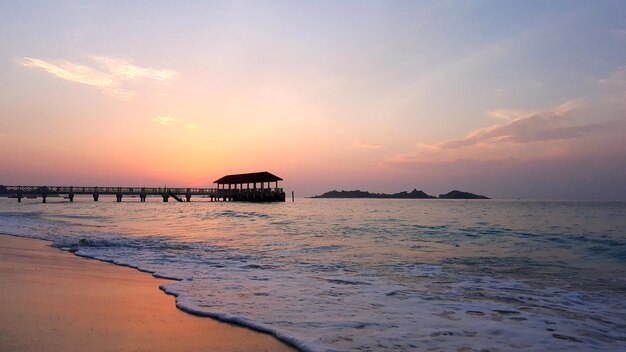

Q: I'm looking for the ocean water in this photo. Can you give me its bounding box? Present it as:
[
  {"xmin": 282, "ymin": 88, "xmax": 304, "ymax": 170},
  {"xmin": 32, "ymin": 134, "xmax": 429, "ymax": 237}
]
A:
[{"xmin": 0, "ymin": 197, "xmax": 624, "ymax": 351}]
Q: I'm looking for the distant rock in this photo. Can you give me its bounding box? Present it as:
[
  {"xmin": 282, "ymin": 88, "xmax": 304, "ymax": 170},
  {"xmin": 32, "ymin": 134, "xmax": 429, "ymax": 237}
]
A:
[
  {"xmin": 438, "ymin": 190, "xmax": 489, "ymax": 199},
  {"xmin": 312, "ymin": 189, "xmax": 436, "ymax": 199},
  {"xmin": 392, "ymin": 189, "xmax": 437, "ymax": 199},
  {"xmin": 311, "ymin": 190, "xmax": 368, "ymax": 198}
]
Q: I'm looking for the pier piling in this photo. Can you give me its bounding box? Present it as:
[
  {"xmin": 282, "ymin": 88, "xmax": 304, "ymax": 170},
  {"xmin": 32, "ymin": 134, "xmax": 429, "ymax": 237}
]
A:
[{"xmin": 2, "ymin": 172, "xmax": 287, "ymax": 203}]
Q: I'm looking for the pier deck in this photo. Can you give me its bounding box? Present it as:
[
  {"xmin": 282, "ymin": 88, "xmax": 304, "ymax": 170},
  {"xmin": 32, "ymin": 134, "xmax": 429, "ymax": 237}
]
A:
[
  {"xmin": 0, "ymin": 185, "xmax": 285, "ymax": 203},
  {"xmin": 0, "ymin": 172, "xmax": 287, "ymax": 203}
]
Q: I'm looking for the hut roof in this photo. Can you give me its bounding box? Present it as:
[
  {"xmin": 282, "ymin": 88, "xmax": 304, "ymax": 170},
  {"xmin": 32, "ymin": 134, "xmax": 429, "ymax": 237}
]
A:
[{"xmin": 213, "ymin": 171, "xmax": 283, "ymax": 185}]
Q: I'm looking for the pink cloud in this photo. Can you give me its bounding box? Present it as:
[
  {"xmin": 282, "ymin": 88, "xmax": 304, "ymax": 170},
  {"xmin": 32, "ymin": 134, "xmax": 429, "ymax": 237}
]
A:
[
  {"xmin": 352, "ymin": 142, "xmax": 384, "ymax": 149},
  {"xmin": 439, "ymin": 101, "xmax": 603, "ymax": 149},
  {"xmin": 597, "ymin": 66, "xmax": 626, "ymax": 90},
  {"xmin": 18, "ymin": 55, "xmax": 177, "ymax": 100}
]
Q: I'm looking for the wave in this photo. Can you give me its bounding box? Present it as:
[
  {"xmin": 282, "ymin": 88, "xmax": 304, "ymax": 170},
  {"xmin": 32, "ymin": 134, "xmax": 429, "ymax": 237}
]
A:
[
  {"xmin": 207, "ymin": 210, "xmax": 271, "ymax": 220},
  {"xmin": 2, "ymin": 199, "xmax": 626, "ymax": 351}
]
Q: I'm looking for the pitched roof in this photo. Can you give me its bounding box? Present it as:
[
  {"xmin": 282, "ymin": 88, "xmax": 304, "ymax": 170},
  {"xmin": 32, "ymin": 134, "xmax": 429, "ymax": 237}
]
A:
[{"xmin": 213, "ymin": 171, "xmax": 283, "ymax": 184}]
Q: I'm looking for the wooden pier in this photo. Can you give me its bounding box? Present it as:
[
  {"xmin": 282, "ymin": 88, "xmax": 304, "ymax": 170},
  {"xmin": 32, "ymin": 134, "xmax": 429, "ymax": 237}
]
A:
[{"xmin": 0, "ymin": 172, "xmax": 286, "ymax": 203}]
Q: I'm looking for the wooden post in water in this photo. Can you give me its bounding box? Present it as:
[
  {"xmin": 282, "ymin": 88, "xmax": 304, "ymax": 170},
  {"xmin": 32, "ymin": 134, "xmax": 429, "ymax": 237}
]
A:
[
  {"xmin": 292, "ymin": 191, "xmax": 294, "ymax": 202},
  {"xmin": 3, "ymin": 172, "xmax": 287, "ymax": 204}
]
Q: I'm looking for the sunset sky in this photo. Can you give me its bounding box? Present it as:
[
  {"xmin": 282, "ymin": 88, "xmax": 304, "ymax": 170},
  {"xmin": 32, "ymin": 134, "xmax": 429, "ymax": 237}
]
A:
[{"xmin": 1, "ymin": 1, "xmax": 625, "ymax": 199}]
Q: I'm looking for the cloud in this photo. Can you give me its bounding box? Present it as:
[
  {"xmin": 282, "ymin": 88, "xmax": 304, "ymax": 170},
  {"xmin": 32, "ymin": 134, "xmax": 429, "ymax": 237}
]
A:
[
  {"xmin": 88, "ymin": 56, "xmax": 175, "ymax": 82},
  {"xmin": 438, "ymin": 100, "xmax": 603, "ymax": 149},
  {"xmin": 597, "ymin": 66, "xmax": 626, "ymax": 89},
  {"xmin": 384, "ymin": 100, "xmax": 615, "ymax": 168},
  {"xmin": 153, "ymin": 116, "xmax": 199, "ymax": 130},
  {"xmin": 486, "ymin": 109, "xmax": 530, "ymax": 121},
  {"xmin": 153, "ymin": 116, "xmax": 180, "ymax": 125},
  {"xmin": 352, "ymin": 142, "xmax": 384, "ymax": 149},
  {"xmin": 17, "ymin": 55, "xmax": 177, "ymax": 99}
]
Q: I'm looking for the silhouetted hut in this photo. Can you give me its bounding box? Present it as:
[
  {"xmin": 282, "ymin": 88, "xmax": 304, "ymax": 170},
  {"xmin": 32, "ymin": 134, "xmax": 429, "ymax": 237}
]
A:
[{"xmin": 213, "ymin": 171, "xmax": 285, "ymax": 202}]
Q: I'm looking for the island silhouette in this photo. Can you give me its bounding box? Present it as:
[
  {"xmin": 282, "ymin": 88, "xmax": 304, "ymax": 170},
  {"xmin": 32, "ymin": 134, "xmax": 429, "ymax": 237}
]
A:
[{"xmin": 312, "ymin": 189, "xmax": 489, "ymax": 199}]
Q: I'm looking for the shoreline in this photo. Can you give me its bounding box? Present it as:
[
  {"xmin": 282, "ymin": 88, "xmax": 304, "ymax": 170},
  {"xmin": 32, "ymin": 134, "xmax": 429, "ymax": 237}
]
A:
[{"xmin": 0, "ymin": 233, "xmax": 297, "ymax": 352}]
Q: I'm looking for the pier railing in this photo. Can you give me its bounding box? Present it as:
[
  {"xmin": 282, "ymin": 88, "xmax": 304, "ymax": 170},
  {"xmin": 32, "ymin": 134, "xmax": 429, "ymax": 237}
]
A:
[{"xmin": 0, "ymin": 185, "xmax": 286, "ymax": 203}]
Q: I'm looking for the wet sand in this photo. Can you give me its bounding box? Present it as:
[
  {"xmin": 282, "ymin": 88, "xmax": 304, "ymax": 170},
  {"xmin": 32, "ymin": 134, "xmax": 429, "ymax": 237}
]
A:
[{"xmin": 0, "ymin": 234, "xmax": 296, "ymax": 352}]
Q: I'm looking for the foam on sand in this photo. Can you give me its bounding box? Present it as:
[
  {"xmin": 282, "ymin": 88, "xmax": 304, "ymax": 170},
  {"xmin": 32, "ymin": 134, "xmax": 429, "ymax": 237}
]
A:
[
  {"xmin": 0, "ymin": 234, "xmax": 296, "ymax": 352},
  {"xmin": 1, "ymin": 198, "xmax": 625, "ymax": 351}
]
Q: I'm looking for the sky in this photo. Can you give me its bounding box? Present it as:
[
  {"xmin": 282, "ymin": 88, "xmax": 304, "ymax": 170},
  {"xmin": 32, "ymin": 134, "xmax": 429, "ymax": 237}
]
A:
[{"xmin": 0, "ymin": 0, "xmax": 625, "ymax": 200}]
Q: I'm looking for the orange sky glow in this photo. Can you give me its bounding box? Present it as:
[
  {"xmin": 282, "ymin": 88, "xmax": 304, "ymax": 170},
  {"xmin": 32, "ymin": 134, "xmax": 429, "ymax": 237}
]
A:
[{"xmin": 1, "ymin": 2, "xmax": 625, "ymax": 199}]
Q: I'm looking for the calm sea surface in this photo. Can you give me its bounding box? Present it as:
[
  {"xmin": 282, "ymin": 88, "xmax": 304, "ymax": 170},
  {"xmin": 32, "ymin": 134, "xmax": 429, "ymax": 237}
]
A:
[{"xmin": 0, "ymin": 197, "xmax": 624, "ymax": 351}]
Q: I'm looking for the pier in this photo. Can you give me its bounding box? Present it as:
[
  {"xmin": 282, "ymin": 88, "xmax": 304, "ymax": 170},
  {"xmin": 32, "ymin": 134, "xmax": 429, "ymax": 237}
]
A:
[{"xmin": 0, "ymin": 172, "xmax": 286, "ymax": 203}]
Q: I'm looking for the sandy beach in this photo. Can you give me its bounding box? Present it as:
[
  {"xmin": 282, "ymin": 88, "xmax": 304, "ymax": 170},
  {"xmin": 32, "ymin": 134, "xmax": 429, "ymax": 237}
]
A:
[{"xmin": 0, "ymin": 234, "xmax": 296, "ymax": 352}]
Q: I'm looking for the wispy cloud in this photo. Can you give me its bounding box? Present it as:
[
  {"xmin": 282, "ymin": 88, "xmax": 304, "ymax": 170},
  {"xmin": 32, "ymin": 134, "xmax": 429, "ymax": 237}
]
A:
[
  {"xmin": 352, "ymin": 142, "xmax": 384, "ymax": 149},
  {"xmin": 385, "ymin": 100, "xmax": 612, "ymax": 167},
  {"xmin": 153, "ymin": 116, "xmax": 180, "ymax": 125},
  {"xmin": 17, "ymin": 55, "xmax": 177, "ymax": 99},
  {"xmin": 486, "ymin": 109, "xmax": 531, "ymax": 121},
  {"xmin": 153, "ymin": 116, "xmax": 199, "ymax": 130},
  {"xmin": 438, "ymin": 100, "xmax": 602, "ymax": 149},
  {"xmin": 597, "ymin": 66, "xmax": 626, "ymax": 89}
]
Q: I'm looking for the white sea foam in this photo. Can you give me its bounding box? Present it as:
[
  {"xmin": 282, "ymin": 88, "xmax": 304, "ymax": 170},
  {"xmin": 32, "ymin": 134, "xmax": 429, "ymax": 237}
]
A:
[{"xmin": 0, "ymin": 198, "xmax": 625, "ymax": 351}]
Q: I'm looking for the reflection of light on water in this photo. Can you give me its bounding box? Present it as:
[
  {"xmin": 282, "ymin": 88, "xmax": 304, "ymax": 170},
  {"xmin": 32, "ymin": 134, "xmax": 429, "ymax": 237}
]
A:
[{"xmin": 0, "ymin": 198, "xmax": 625, "ymax": 351}]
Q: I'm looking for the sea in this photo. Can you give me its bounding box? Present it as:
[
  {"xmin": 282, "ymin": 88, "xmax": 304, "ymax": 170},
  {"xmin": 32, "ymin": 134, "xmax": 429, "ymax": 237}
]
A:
[{"xmin": 0, "ymin": 197, "xmax": 624, "ymax": 351}]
